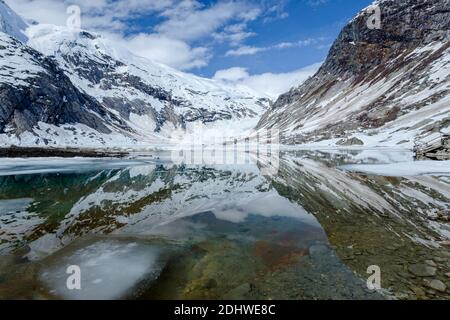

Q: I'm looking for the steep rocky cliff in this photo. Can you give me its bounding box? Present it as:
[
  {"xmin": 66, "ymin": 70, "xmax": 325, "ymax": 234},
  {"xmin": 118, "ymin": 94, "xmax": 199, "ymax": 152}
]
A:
[{"xmin": 257, "ymin": 0, "xmax": 450, "ymax": 148}]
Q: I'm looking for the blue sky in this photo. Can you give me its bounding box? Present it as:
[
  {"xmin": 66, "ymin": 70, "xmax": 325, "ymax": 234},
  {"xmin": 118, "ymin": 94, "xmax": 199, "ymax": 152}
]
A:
[
  {"xmin": 7, "ymin": 0, "xmax": 373, "ymax": 97},
  {"xmin": 197, "ymin": 0, "xmax": 374, "ymax": 77},
  {"xmin": 108, "ymin": 0, "xmax": 374, "ymax": 77}
]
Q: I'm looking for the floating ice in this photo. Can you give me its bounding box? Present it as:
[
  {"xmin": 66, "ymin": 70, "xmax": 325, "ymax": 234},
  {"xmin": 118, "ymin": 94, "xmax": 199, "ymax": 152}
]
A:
[{"xmin": 40, "ymin": 240, "xmax": 164, "ymax": 300}]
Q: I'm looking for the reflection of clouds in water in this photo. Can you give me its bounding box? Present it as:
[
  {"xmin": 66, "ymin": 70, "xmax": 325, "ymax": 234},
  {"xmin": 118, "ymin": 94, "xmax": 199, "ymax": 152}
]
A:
[
  {"xmin": 40, "ymin": 240, "xmax": 163, "ymax": 300},
  {"xmin": 212, "ymin": 192, "xmax": 315, "ymax": 225}
]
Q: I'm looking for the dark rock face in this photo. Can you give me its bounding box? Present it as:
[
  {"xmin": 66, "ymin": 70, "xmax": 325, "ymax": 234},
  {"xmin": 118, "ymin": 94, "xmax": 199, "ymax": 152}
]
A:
[
  {"xmin": 257, "ymin": 0, "xmax": 450, "ymax": 145},
  {"xmin": 322, "ymin": 0, "xmax": 450, "ymax": 78},
  {"xmin": 0, "ymin": 34, "xmax": 127, "ymax": 136}
]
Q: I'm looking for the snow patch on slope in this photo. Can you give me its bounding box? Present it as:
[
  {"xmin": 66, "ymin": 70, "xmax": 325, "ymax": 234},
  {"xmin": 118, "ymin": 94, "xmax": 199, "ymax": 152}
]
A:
[{"xmin": 0, "ymin": 33, "xmax": 43, "ymax": 86}]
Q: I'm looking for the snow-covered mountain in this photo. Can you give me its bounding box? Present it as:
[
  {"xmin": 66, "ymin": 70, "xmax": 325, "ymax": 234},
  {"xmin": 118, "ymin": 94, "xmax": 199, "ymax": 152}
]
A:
[
  {"xmin": 257, "ymin": 0, "xmax": 450, "ymax": 148},
  {"xmin": 0, "ymin": 32, "xmax": 132, "ymax": 146},
  {"xmin": 0, "ymin": 1, "xmax": 269, "ymax": 148}
]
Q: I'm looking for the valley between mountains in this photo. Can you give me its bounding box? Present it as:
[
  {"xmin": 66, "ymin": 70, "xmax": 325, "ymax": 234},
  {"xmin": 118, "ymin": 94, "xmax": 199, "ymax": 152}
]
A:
[{"xmin": 0, "ymin": 0, "xmax": 448, "ymax": 150}]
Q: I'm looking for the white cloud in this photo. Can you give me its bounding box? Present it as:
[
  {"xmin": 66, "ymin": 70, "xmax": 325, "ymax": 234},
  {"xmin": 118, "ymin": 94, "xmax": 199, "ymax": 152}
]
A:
[
  {"xmin": 156, "ymin": 1, "xmax": 259, "ymax": 41},
  {"xmin": 262, "ymin": 0, "xmax": 289, "ymax": 23},
  {"xmin": 5, "ymin": 0, "xmax": 174, "ymax": 30},
  {"xmin": 213, "ymin": 63, "xmax": 322, "ymax": 98},
  {"xmin": 226, "ymin": 38, "xmax": 328, "ymax": 56},
  {"xmin": 213, "ymin": 67, "xmax": 249, "ymax": 82},
  {"xmin": 123, "ymin": 34, "xmax": 211, "ymax": 70},
  {"xmin": 226, "ymin": 45, "xmax": 267, "ymax": 56},
  {"xmin": 213, "ymin": 22, "xmax": 256, "ymax": 46}
]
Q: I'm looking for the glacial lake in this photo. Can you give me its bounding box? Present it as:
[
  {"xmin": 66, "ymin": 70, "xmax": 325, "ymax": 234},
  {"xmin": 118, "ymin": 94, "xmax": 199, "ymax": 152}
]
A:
[{"xmin": 0, "ymin": 149, "xmax": 449, "ymax": 300}]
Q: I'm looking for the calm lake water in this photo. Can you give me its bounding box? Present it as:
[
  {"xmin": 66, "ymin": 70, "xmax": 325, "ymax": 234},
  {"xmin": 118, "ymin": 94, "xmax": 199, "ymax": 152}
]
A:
[{"xmin": 0, "ymin": 150, "xmax": 449, "ymax": 300}]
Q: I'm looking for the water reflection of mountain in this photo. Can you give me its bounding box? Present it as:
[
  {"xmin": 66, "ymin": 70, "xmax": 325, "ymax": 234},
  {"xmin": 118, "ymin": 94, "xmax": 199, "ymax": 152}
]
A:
[
  {"xmin": 1, "ymin": 164, "xmax": 268, "ymax": 256},
  {"xmin": 1, "ymin": 151, "xmax": 449, "ymax": 299},
  {"xmin": 0, "ymin": 160, "xmax": 380, "ymax": 300},
  {"xmin": 265, "ymin": 151, "xmax": 450, "ymax": 299}
]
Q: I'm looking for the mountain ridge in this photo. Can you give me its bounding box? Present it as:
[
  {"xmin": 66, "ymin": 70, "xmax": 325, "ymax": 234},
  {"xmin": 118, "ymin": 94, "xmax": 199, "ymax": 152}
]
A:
[{"xmin": 257, "ymin": 0, "xmax": 450, "ymax": 148}]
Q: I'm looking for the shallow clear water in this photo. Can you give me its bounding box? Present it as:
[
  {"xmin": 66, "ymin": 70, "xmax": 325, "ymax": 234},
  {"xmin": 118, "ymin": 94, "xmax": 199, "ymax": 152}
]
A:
[{"xmin": 0, "ymin": 150, "xmax": 449, "ymax": 300}]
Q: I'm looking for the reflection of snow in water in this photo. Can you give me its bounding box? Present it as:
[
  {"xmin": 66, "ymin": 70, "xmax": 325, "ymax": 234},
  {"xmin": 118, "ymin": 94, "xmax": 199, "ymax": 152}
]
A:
[
  {"xmin": 40, "ymin": 240, "xmax": 163, "ymax": 300},
  {"xmin": 0, "ymin": 198, "xmax": 33, "ymax": 216},
  {"xmin": 0, "ymin": 198, "xmax": 42, "ymax": 253},
  {"xmin": 340, "ymin": 160, "xmax": 450, "ymax": 177}
]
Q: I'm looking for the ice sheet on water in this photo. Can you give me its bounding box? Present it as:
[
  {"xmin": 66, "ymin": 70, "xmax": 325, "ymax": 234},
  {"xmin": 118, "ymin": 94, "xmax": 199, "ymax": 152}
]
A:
[
  {"xmin": 0, "ymin": 157, "xmax": 156, "ymax": 176},
  {"xmin": 40, "ymin": 240, "xmax": 164, "ymax": 300}
]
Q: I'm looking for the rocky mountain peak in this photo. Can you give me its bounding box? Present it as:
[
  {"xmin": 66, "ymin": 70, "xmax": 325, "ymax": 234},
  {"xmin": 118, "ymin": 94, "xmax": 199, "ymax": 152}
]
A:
[
  {"xmin": 257, "ymin": 0, "xmax": 450, "ymax": 148},
  {"xmin": 321, "ymin": 0, "xmax": 450, "ymax": 78}
]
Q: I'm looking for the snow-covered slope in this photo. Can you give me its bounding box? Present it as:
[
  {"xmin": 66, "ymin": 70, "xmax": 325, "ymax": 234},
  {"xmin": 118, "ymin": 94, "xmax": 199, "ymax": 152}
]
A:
[
  {"xmin": 0, "ymin": 0, "xmax": 28, "ymax": 43},
  {"xmin": 0, "ymin": 2, "xmax": 269, "ymax": 148},
  {"xmin": 257, "ymin": 0, "xmax": 450, "ymax": 148}
]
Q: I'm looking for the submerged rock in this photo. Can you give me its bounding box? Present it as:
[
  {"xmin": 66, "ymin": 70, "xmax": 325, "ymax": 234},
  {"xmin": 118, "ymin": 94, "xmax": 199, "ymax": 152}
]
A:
[
  {"xmin": 424, "ymin": 260, "xmax": 437, "ymax": 267},
  {"xmin": 427, "ymin": 280, "xmax": 447, "ymax": 292},
  {"xmin": 411, "ymin": 287, "xmax": 426, "ymax": 297},
  {"xmin": 408, "ymin": 264, "xmax": 437, "ymax": 277}
]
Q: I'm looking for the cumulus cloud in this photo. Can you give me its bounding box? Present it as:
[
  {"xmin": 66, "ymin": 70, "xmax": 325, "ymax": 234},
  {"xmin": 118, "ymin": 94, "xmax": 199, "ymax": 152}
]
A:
[
  {"xmin": 123, "ymin": 34, "xmax": 211, "ymax": 70},
  {"xmin": 213, "ymin": 63, "xmax": 322, "ymax": 98},
  {"xmin": 155, "ymin": 1, "xmax": 259, "ymax": 41},
  {"xmin": 213, "ymin": 67, "xmax": 249, "ymax": 82}
]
